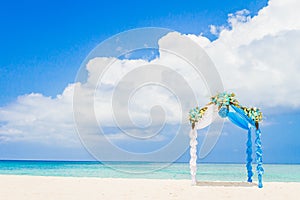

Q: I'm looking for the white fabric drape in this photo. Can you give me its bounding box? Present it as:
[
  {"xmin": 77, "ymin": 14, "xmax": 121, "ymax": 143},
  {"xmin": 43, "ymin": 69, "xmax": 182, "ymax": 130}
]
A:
[
  {"xmin": 189, "ymin": 104, "xmax": 219, "ymax": 185},
  {"xmin": 195, "ymin": 104, "xmax": 219, "ymax": 129},
  {"xmin": 189, "ymin": 128, "xmax": 198, "ymax": 185}
]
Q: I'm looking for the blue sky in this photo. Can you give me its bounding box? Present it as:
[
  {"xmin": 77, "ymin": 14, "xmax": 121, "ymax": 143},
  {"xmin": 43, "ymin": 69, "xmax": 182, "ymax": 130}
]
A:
[
  {"xmin": 1, "ymin": 0, "xmax": 300, "ymax": 163},
  {"xmin": 0, "ymin": 0, "xmax": 268, "ymax": 105}
]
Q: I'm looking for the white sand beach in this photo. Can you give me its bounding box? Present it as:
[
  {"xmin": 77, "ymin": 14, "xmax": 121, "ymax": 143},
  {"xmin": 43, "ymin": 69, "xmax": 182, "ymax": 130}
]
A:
[{"xmin": 0, "ymin": 175, "xmax": 299, "ymax": 200}]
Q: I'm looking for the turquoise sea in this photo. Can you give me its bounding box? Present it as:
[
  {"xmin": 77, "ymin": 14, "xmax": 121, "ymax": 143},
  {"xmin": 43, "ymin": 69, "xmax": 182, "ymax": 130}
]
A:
[{"xmin": 0, "ymin": 160, "xmax": 299, "ymax": 182}]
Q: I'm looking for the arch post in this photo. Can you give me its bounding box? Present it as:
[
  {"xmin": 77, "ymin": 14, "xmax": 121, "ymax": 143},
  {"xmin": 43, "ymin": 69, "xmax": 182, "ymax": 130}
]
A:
[
  {"xmin": 246, "ymin": 127, "xmax": 253, "ymax": 182},
  {"xmin": 255, "ymin": 128, "xmax": 264, "ymax": 188},
  {"xmin": 189, "ymin": 127, "xmax": 198, "ymax": 185}
]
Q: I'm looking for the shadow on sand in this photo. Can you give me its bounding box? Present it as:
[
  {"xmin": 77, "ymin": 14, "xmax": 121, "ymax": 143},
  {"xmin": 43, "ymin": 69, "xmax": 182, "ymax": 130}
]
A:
[{"xmin": 196, "ymin": 181, "xmax": 258, "ymax": 187}]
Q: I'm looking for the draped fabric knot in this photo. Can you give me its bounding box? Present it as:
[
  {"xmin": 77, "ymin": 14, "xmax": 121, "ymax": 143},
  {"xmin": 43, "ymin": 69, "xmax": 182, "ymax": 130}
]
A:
[{"xmin": 218, "ymin": 106, "xmax": 228, "ymax": 118}]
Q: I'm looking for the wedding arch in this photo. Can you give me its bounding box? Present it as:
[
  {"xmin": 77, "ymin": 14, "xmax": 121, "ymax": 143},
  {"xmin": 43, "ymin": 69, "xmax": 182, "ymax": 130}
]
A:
[{"xmin": 188, "ymin": 92, "xmax": 264, "ymax": 188}]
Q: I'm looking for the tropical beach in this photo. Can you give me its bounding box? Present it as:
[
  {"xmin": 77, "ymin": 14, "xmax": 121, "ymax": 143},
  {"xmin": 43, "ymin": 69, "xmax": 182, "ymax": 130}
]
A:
[
  {"xmin": 0, "ymin": 175, "xmax": 299, "ymax": 200},
  {"xmin": 1, "ymin": 0, "xmax": 300, "ymax": 199},
  {"xmin": 0, "ymin": 161, "xmax": 300, "ymax": 199}
]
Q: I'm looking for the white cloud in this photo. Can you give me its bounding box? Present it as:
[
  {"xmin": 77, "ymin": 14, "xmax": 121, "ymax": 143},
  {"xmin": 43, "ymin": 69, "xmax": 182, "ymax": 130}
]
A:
[
  {"xmin": 192, "ymin": 0, "xmax": 300, "ymax": 107},
  {"xmin": 0, "ymin": 85, "xmax": 77, "ymax": 146},
  {"xmin": 215, "ymin": 0, "xmax": 300, "ymax": 48}
]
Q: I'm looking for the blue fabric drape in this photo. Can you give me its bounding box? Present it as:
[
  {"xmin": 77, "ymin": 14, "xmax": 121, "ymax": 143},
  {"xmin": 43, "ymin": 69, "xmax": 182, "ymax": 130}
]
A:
[
  {"xmin": 230, "ymin": 105, "xmax": 256, "ymax": 126},
  {"xmin": 227, "ymin": 107, "xmax": 257, "ymax": 184},
  {"xmin": 255, "ymin": 128, "xmax": 264, "ymax": 188},
  {"xmin": 227, "ymin": 111, "xmax": 249, "ymax": 130},
  {"xmin": 246, "ymin": 128, "xmax": 253, "ymax": 182}
]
